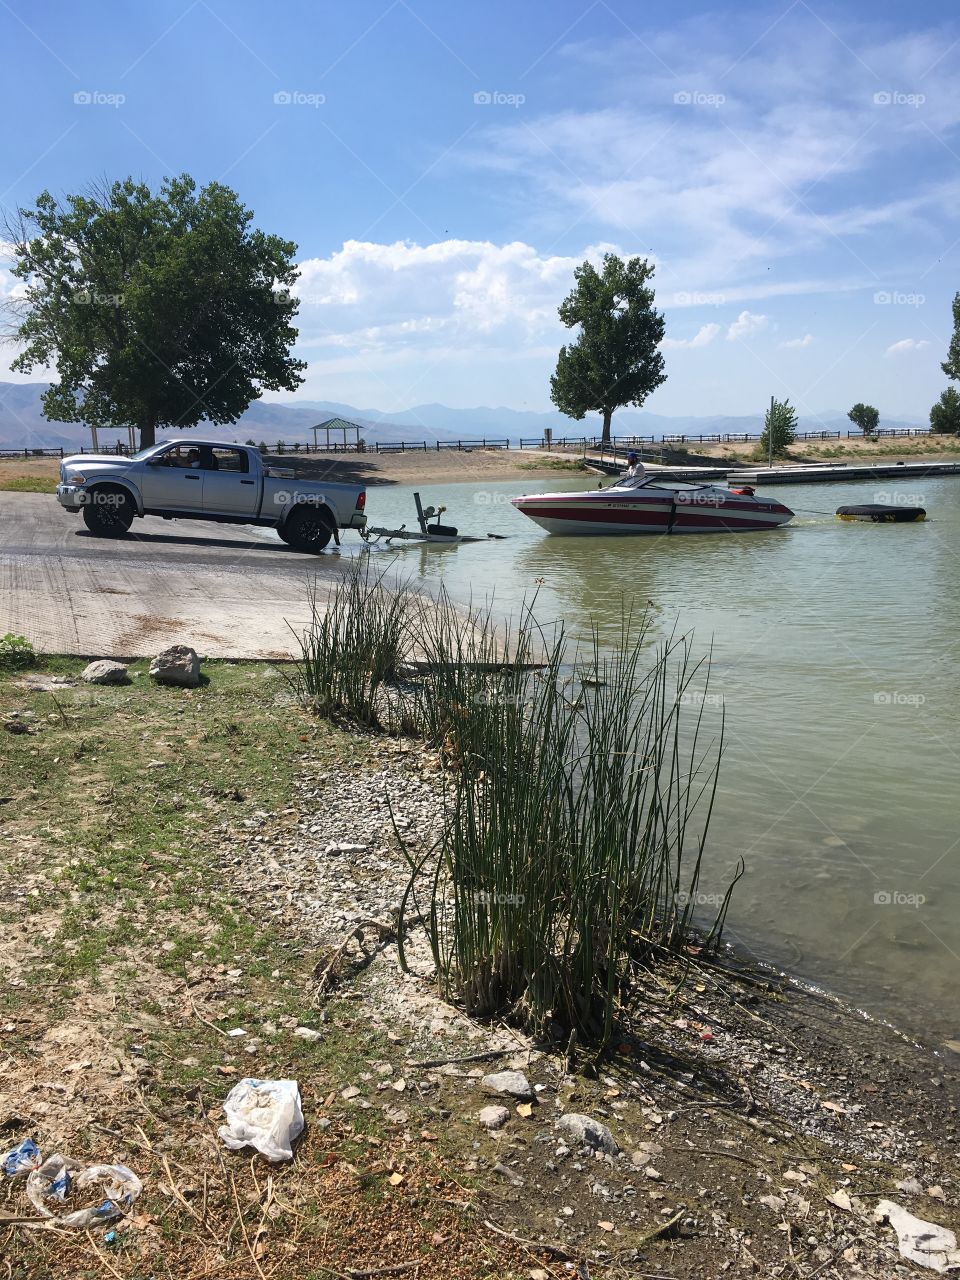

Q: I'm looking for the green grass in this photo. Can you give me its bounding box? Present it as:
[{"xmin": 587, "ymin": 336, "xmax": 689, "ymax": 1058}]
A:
[
  {"xmin": 0, "ymin": 656, "xmax": 545, "ymax": 1279},
  {"xmin": 0, "ymin": 474, "xmax": 58, "ymax": 493}
]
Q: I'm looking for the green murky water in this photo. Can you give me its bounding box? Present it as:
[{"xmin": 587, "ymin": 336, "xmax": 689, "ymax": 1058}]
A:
[{"xmin": 361, "ymin": 473, "xmax": 960, "ymax": 1042}]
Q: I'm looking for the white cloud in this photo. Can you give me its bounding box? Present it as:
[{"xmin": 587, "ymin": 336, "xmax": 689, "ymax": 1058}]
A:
[
  {"xmin": 460, "ymin": 19, "xmax": 960, "ymax": 309},
  {"xmin": 779, "ymin": 334, "xmax": 814, "ymax": 349},
  {"xmin": 293, "ymin": 238, "xmax": 621, "ymax": 343},
  {"xmin": 727, "ymin": 311, "xmax": 768, "ymax": 341},
  {"xmin": 661, "ymin": 322, "xmax": 721, "ymax": 349},
  {"xmin": 288, "ymin": 238, "xmax": 637, "ymax": 407},
  {"xmin": 885, "ymin": 338, "xmax": 931, "ymax": 357}
]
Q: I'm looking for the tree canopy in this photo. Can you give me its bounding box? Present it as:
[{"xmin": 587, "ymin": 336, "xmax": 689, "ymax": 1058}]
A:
[
  {"xmin": 930, "ymin": 387, "xmax": 960, "ymax": 434},
  {"xmin": 943, "ymin": 292, "xmax": 960, "ymax": 383},
  {"xmin": 550, "ymin": 254, "xmax": 666, "ymax": 443},
  {"xmin": 758, "ymin": 398, "xmax": 798, "ymax": 459},
  {"xmin": 847, "ymin": 403, "xmax": 879, "ymax": 434},
  {"xmin": 6, "ymin": 175, "xmax": 305, "ymax": 447}
]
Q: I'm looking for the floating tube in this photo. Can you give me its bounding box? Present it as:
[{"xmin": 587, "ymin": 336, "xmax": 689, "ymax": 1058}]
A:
[{"xmin": 836, "ymin": 504, "xmax": 926, "ymax": 523}]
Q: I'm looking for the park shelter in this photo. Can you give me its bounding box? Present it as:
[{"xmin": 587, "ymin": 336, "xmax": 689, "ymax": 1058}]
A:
[{"xmin": 310, "ymin": 418, "xmax": 362, "ymax": 451}]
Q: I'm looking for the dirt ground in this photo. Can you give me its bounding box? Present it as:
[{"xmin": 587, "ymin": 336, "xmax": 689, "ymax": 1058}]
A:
[
  {"xmin": 0, "ymin": 448, "xmax": 584, "ymax": 494},
  {"xmin": 1, "ymin": 659, "xmax": 958, "ymax": 1279}
]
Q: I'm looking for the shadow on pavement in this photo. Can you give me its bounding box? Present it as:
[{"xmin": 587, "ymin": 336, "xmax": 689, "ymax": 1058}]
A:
[{"xmin": 73, "ymin": 528, "xmax": 328, "ymax": 556}]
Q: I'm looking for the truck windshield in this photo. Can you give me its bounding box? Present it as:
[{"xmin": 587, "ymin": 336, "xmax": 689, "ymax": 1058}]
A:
[{"xmin": 127, "ymin": 443, "xmax": 170, "ymax": 462}]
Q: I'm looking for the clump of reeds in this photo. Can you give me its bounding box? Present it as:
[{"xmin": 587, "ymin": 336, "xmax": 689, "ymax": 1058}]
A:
[
  {"xmin": 295, "ymin": 565, "xmax": 737, "ymax": 1047},
  {"xmin": 293, "ymin": 561, "xmax": 410, "ymax": 727}
]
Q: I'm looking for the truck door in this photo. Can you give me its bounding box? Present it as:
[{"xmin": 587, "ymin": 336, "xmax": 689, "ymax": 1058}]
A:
[
  {"xmin": 199, "ymin": 447, "xmax": 260, "ymax": 517},
  {"xmin": 139, "ymin": 444, "xmax": 206, "ymax": 512}
]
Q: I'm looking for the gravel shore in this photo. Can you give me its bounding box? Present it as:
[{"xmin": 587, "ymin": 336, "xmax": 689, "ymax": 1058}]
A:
[{"xmin": 214, "ymin": 724, "xmax": 960, "ymax": 1278}]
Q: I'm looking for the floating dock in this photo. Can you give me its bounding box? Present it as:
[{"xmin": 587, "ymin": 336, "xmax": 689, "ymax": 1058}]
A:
[
  {"xmin": 729, "ymin": 460, "xmax": 960, "ymax": 485},
  {"xmin": 583, "ymin": 455, "xmax": 960, "ymax": 487}
]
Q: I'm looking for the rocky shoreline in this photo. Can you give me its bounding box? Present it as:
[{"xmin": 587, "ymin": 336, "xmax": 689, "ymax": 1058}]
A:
[{"xmin": 216, "ymin": 722, "xmax": 960, "ymax": 1278}]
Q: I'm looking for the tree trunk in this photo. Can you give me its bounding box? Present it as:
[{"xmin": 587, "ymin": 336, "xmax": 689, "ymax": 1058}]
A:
[
  {"xmin": 601, "ymin": 406, "xmax": 613, "ymax": 444},
  {"xmin": 139, "ymin": 417, "xmax": 157, "ymax": 449}
]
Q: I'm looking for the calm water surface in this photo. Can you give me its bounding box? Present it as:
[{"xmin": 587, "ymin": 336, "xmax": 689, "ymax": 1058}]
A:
[{"xmin": 361, "ymin": 474, "xmax": 960, "ymax": 1041}]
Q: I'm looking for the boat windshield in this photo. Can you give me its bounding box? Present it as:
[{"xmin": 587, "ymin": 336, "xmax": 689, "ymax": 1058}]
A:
[{"xmin": 615, "ymin": 474, "xmax": 712, "ymax": 492}]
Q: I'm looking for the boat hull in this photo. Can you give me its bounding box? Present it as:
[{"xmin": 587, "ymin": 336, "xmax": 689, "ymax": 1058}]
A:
[{"xmin": 512, "ymin": 488, "xmax": 794, "ymax": 535}]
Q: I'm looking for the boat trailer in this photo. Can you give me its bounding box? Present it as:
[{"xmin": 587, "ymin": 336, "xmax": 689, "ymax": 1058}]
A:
[{"xmin": 360, "ymin": 491, "xmax": 507, "ymax": 546}]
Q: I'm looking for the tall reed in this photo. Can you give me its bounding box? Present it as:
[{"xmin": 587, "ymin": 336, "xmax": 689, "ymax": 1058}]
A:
[
  {"xmin": 399, "ymin": 598, "xmax": 733, "ymax": 1046},
  {"xmin": 293, "ymin": 561, "xmax": 410, "ymax": 727}
]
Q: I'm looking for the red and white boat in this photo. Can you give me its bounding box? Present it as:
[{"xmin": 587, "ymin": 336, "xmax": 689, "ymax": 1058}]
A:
[{"xmin": 511, "ymin": 475, "xmax": 794, "ymax": 536}]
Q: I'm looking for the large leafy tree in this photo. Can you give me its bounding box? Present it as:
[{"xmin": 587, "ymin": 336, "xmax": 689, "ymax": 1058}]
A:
[
  {"xmin": 6, "ymin": 175, "xmax": 305, "ymax": 447},
  {"xmin": 848, "ymin": 402, "xmax": 879, "ymax": 435},
  {"xmin": 550, "ymin": 254, "xmax": 666, "ymax": 444},
  {"xmin": 758, "ymin": 397, "xmax": 798, "ymax": 459},
  {"xmin": 930, "ymin": 387, "xmax": 960, "ymax": 434},
  {"xmin": 943, "ymin": 292, "xmax": 960, "ymax": 382}
]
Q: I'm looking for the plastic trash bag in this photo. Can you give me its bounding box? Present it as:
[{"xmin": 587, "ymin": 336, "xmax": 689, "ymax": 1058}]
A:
[
  {"xmin": 1, "ymin": 1138, "xmax": 41, "ymax": 1179},
  {"xmin": 218, "ymin": 1078, "xmax": 304, "ymax": 1163},
  {"xmin": 59, "ymin": 1164, "xmax": 143, "ymax": 1229},
  {"xmin": 25, "ymin": 1156, "xmax": 142, "ymax": 1229},
  {"xmin": 27, "ymin": 1155, "xmax": 79, "ymax": 1217}
]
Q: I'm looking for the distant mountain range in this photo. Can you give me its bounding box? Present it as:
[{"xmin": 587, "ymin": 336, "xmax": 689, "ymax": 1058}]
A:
[{"xmin": 0, "ymin": 382, "xmax": 926, "ymax": 450}]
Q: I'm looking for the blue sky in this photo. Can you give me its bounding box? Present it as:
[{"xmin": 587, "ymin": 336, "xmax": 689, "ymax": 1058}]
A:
[{"xmin": 1, "ymin": 0, "xmax": 959, "ymax": 422}]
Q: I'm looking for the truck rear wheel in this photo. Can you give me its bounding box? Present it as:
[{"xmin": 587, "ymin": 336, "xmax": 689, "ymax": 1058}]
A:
[
  {"xmin": 282, "ymin": 506, "xmax": 334, "ymax": 553},
  {"xmin": 82, "ymin": 488, "xmax": 135, "ymax": 537}
]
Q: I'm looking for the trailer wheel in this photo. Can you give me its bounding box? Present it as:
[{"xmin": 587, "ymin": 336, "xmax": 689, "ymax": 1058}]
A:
[
  {"xmin": 82, "ymin": 488, "xmax": 135, "ymax": 537},
  {"xmin": 282, "ymin": 506, "xmax": 334, "ymax": 553}
]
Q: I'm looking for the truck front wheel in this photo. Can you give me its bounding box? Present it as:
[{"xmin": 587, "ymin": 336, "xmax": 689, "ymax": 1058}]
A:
[
  {"xmin": 82, "ymin": 488, "xmax": 135, "ymax": 537},
  {"xmin": 282, "ymin": 507, "xmax": 334, "ymax": 553}
]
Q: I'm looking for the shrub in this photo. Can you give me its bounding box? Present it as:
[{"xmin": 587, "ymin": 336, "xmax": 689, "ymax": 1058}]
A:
[{"xmin": 0, "ymin": 633, "xmax": 37, "ymax": 671}]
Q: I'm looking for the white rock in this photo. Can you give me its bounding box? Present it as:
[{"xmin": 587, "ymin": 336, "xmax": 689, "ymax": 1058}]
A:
[
  {"xmin": 80, "ymin": 659, "xmax": 129, "ymax": 685},
  {"xmin": 481, "ymin": 1070, "xmax": 533, "ymax": 1100},
  {"xmin": 478, "ymin": 1105, "xmax": 510, "ymax": 1130},
  {"xmin": 149, "ymin": 645, "xmax": 201, "ymax": 687},
  {"xmin": 556, "ymin": 1112, "xmax": 619, "ymax": 1155},
  {"xmin": 293, "ymin": 1026, "xmax": 322, "ymax": 1041}
]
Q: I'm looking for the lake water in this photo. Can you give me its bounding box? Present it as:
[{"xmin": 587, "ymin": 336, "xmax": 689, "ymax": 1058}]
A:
[{"xmin": 361, "ymin": 473, "xmax": 960, "ymax": 1043}]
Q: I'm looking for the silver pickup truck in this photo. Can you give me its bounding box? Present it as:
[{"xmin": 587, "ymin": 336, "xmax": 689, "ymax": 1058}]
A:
[{"xmin": 55, "ymin": 439, "xmax": 367, "ymax": 552}]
